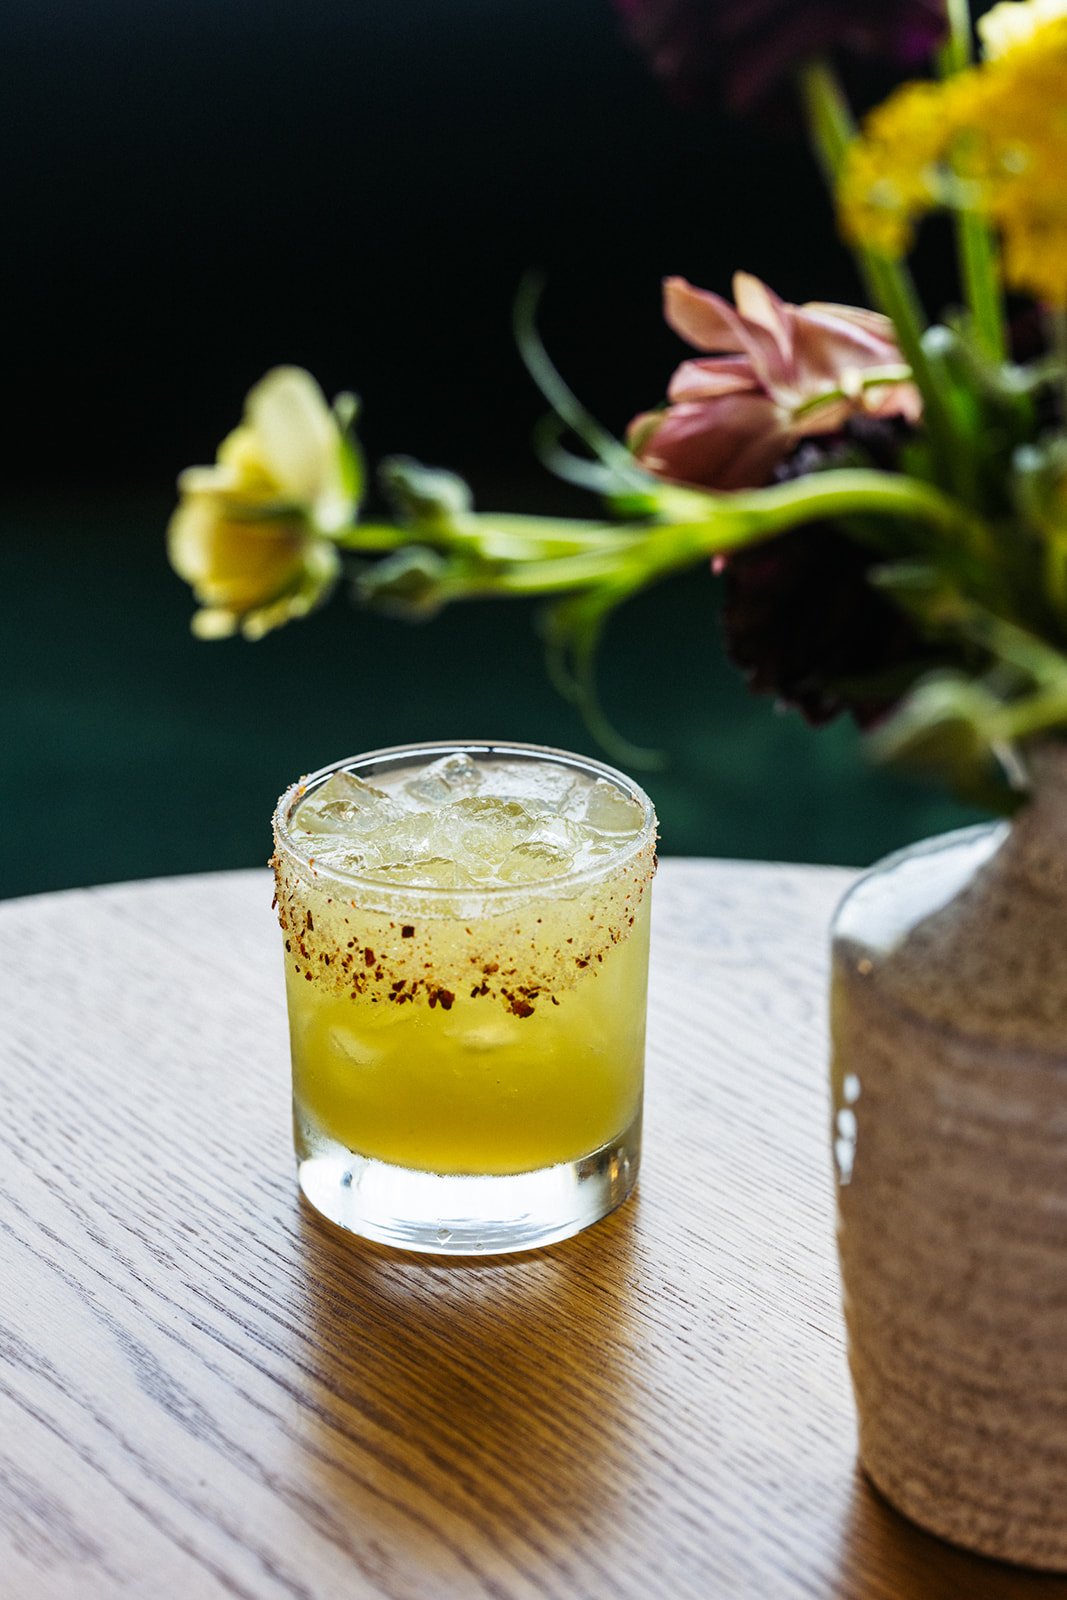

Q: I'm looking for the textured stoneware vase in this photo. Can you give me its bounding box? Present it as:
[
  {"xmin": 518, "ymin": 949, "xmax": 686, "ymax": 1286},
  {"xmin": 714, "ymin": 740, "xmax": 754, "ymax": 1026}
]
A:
[{"xmin": 831, "ymin": 746, "xmax": 1067, "ymax": 1569}]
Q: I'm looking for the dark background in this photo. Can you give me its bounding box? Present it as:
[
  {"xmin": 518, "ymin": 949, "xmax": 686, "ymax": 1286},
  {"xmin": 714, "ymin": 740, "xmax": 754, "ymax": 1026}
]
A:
[{"xmin": 2, "ymin": 0, "xmax": 985, "ymax": 898}]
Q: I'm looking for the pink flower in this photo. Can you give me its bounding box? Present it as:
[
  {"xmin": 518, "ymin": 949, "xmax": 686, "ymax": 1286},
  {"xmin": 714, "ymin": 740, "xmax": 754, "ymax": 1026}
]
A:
[{"xmin": 628, "ymin": 273, "xmax": 921, "ymax": 491}]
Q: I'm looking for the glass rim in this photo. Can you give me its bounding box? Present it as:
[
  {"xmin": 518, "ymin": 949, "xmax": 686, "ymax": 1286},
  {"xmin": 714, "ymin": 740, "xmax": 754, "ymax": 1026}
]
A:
[{"xmin": 272, "ymin": 738, "xmax": 658, "ymax": 905}]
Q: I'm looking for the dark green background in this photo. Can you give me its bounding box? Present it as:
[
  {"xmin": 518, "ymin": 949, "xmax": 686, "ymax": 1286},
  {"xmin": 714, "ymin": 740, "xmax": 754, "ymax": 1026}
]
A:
[
  {"xmin": 2, "ymin": 493, "xmax": 979, "ymax": 900},
  {"xmin": 2, "ymin": 1, "xmax": 987, "ymax": 898}
]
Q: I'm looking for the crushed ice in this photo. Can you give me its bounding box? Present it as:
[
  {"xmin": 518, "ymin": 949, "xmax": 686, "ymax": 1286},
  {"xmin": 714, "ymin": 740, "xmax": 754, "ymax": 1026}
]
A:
[{"xmin": 290, "ymin": 756, "xmax": 645, "ymax": 886}]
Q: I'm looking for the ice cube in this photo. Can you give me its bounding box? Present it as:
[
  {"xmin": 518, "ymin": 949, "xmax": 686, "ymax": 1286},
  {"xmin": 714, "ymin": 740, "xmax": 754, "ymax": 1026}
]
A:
[
  {"xmin": 366, "ymin": 855, "xmax": 462, "ymax": 888},
  {"xmin": 451, "ymin": 1019, "xmax": 513, "ymax": 1053},
  {"xmin": 301, "ymin": 841, "xmax": 371, "ymax": 874},
  {"xmin": 329, "ymin": 1028, "xmax": 385, "ymax": 1067},
  {"xmin": 581, "ymin": 779, "xmax": 645, "ymax": 836},
  {"xmin": 497, "ymin": 841, "xmax": 574, "ymax": 882},
  {"xmin": 443, "ymin": 795, "xmax": 538, "ymax": 872},
  {"xmin": 581, "ymin": 838, "xmax": 616, "ymax": 861},
  {"xmin": 525, "ymin": 816, "xmax": 584, "ymax": 853},
  {"xmin": 483, "ymin": 761, "xmax": 578, "ymax": 814},
  {"xmin": 358, "ymin": 812, "xmax": 437, "ymax": 868},
  {"xmin": 402, "ymin": 752, "xmax": 484, "ymax": 806},
  {"xmin": 451, "ymin": 795, "xmax": 534, "ymax": 824},
  {"xmin": 296, "ymin": 770, "xmax": 404, "ymax": 837}
]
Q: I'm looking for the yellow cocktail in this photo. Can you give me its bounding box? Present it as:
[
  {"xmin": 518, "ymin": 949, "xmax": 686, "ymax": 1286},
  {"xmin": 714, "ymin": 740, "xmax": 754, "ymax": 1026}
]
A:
[{"xmin": 272, "ymin": 742, "xmax": 657, "ymax": 1253}]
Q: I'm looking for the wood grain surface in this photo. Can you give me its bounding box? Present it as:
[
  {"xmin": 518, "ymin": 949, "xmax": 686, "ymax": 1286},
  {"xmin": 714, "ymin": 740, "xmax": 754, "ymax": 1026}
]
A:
[{"xmin": 1, "ymin": 860, "xmax": 1065, "ymax": 1600}]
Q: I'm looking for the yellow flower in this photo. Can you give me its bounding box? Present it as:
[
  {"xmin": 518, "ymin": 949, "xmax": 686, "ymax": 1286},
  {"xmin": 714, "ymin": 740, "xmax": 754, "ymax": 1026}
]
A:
[
  {"xmin": 839, "ymin": 80, "xmax": 958, "ymax": 259},
  {"xmin": 168, "ymin": 367, "xmax": 360, "ymax": 640},
  {"xmin": 839, "ymin": 13, "xmax": 1067, "ymax": 305}
]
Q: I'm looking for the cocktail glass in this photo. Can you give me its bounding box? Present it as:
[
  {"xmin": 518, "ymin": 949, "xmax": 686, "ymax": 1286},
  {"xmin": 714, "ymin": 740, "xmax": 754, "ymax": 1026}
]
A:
[{"xmin": 272, "ymin": 740, "xmax": 657, "ymax": 1254}]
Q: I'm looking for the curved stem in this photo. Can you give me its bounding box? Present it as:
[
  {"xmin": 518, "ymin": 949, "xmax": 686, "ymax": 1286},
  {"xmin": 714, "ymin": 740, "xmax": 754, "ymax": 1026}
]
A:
[
  {"xmin": 433, "ymin": 469, "xmax": 990, "ymax": 599},
  {"xmin": 678, "ymin": 468, "xmax": 991, "ymax": 562},
  {"xmin": 514, "ymin": 271, "xmax": 646, "ymax": 484}
]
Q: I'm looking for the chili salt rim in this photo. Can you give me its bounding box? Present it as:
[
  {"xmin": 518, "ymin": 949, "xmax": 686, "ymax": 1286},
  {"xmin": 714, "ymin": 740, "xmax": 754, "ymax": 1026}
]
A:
[{"xmin": 272, "ymin": 739, "xmax": 658, "ymax": 910}]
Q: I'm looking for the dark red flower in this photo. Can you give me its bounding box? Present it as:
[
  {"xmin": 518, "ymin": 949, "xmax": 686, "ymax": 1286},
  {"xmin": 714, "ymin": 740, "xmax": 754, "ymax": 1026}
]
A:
[
  {"xmin": 614, "ymin": 0, "xmax": 948, "ymax": 113},
  {"xmin": 718, "ymin": 419, "xmax": 944, "ymax": 726}
]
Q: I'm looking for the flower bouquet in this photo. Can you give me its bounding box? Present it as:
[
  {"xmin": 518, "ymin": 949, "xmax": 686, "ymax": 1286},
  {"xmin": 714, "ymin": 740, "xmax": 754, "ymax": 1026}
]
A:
[
  {"xmin": 171, "ymin": 0, "xmax": 1067, "ymax": 815},
  {"xmin": 169, "ymin": 0, "xmax": 1067, "ymax": 1565}
]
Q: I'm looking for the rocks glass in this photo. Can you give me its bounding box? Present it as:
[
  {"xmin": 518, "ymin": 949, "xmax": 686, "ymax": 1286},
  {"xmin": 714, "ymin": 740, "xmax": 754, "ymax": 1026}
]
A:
[{"xmin": 272, "ymin": 741, "xmax": 657, "ymax": 1254}]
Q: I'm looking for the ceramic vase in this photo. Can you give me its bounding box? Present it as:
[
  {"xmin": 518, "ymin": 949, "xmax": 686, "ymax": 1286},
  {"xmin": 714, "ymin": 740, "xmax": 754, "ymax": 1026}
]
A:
[{"xmin": 831, "ymin": 746, "xmax": 1067, "ymax": 1568}]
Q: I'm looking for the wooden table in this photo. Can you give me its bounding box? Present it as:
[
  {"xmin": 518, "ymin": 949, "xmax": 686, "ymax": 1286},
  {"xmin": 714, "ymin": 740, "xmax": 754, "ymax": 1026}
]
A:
[{"xmin": 2, "ymin": 861, "xmax": 1064, "ymax": 1600}]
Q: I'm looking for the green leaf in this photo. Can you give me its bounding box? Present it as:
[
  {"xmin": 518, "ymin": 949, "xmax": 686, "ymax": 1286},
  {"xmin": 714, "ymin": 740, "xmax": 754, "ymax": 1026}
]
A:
[
  {"xmin": 540, "ymin": 589, "xmax": 665, "ymax": 770},
  {"xmin": 866, "ymin": 672, "xmax": 1021, "ymax": 810}
]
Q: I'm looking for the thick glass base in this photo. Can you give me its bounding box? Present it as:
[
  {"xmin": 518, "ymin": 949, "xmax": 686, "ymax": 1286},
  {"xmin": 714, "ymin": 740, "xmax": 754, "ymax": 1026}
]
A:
[{"xmin": 296, "ymin": 1112, "xmax": 641, "ymax": 1255}]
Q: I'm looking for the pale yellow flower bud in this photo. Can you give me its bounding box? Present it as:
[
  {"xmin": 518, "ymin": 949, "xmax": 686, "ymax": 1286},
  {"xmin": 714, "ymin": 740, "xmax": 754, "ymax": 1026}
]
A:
[{"xmin": 168, "ymin": 367, "xmax": 358, "ymax": 639}]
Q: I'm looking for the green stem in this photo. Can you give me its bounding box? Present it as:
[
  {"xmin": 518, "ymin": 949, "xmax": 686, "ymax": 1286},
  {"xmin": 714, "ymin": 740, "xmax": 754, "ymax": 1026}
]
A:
[
  {"xmin": 342, "ymin": 471, "xmax": 991, "ymax": 641},
  {"xmin": 994, "ymin": 682, "xmax": 1067, "ymax": 743},
  {"xmin": 797, "ymin": 61, "xmax": 963, "ymax": 487},
  {"xmin": 938, "ymin": 0, "xmax": 973, "ymax": 74},
  {"xmin": 335, "ymin": 516, "xmax": 647, "ymax": 561},
  {"xmin": 453, "ymin": 514, "xmax": 649, "ymax": 555},
  {"xmin": 437, "ymin": 469, "xmax": 991, "ymax": 600},
  {"xmin": 891, "ymin": 600, "xmax": 1067, "ymax": 745},
  {"xmin": 1044, "ymin": 536, "xmax": 1067, "ymax": 622},
  {"xmin": 334, "ymin": 522, "xmax": 413, "ymax": 553},
  {"xmin": 797, "ymin": 58, "xmax": 851, "ymax": 184},
  {"xmin": 937, "ymin": 0, "xmax": 1008, "ymax": 364},
  {"xmin": 862, "ymin": 254, "xmax": 957, "ymax": 450},
  {"xmin": 955, "ymin": 214, "xmax": 1007, "ymax": 363},
  {"xmin": 1048, "ymin": 306, "xmax": 1067, "ymax": 434},
  {"xmin": 953, "ymin": 603, "xmax": 1067, "ymax": 685},
  {"xmin": 448, "ymin": 547, "xmax": 649, "ymax": 598},
  {"xmin": 652, "ymin": 470, "xmax": 993, "ymax": 584}
]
